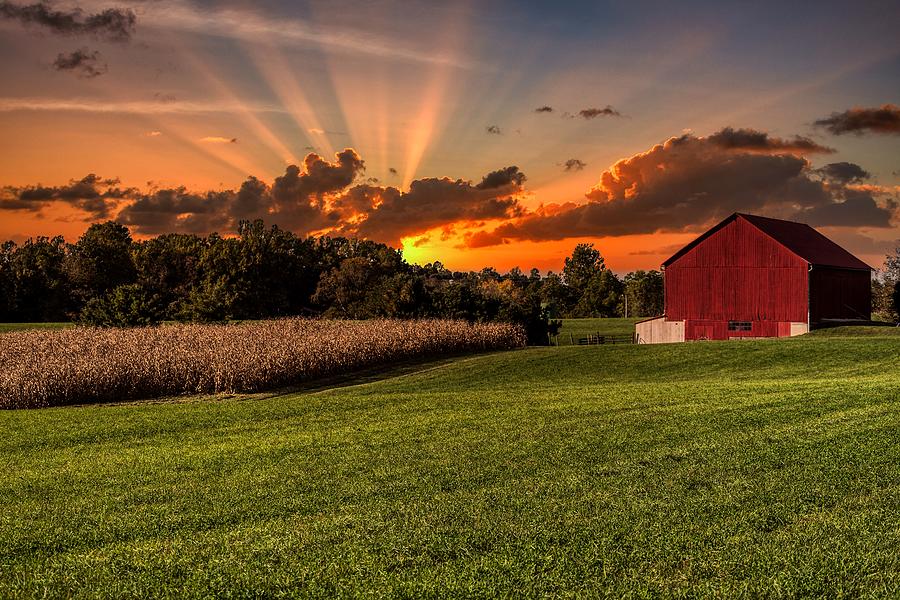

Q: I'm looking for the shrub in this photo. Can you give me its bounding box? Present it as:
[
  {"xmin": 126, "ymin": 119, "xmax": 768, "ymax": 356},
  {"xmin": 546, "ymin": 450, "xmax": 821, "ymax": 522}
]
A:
[{"xmin": 78, "ymin": 284, "xmax": 162, "ymax": 327}]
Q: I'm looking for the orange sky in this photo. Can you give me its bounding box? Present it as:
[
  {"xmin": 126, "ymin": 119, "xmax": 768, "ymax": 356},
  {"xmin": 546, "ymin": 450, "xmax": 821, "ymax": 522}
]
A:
[{"xmin": 1, "ymin": 0, "xmax": 898, "ymax": 273}]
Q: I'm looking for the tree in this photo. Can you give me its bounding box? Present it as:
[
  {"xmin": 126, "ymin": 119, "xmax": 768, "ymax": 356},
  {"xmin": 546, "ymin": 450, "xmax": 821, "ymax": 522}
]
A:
[
  {"xmin": 312, "ymin": 257, "xmax": 383, "ymax": 318},
  {"xmin": 538, "ymin": 271, "xmax": 573, "ymax": 318},
  {"xmin": 894, "ymin": 281, "xmax": 900, "ymax": 323},
  {"xmin": 874, "ymin": 247, "xmax": 900, "ymax": 322},
  {"xmin": 623, "ymin": 270, "xmax": 664, "ymax": 317},
  {"xmin": 177, "ymin": 235, "xmax": 245, "ymax": 322},
  {"xmin": 7, "ymin": 237, "xmax": 70, "ymax": 321},
  {"xmin": 66, "ymin": 221, "xmax": 136, "ymax": 306},
  {"xmin": 571, "ymin": 269, "xmax": 623, "ymax": 317},
  {"xmin": 133, "ymin": 233, "xmax": 205, "ymax": 319},
  {"xmin": 0, "ymin": 241, "xmax": 14, "ymax": 321},
  {"xmin": 563, "ymin": 243, "xmax": 605, "ymax": 292}
]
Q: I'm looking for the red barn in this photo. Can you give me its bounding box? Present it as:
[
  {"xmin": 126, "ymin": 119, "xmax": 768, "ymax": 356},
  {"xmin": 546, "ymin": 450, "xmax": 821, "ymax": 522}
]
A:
[{"xmin": 635, "ymin": 213, "xmax": 872, "ymax": 343}]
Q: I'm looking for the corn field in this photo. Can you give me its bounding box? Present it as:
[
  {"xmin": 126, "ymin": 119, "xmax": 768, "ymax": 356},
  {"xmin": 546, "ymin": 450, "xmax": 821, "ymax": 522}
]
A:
[{"xmin": 0, "ymin": 319, "xmax": 526, "ymax": 409}]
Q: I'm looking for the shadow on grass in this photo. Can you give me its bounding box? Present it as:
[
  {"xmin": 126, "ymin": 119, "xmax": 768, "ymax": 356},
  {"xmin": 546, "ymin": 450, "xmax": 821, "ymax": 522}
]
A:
[{"xmin": 90, "ymin": 349, "xmax": 521, "ymax": 409}]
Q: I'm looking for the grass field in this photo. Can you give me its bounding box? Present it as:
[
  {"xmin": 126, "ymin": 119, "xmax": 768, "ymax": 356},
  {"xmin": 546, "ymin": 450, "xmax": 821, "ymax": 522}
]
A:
[
  {"xmin": 0, "ymin": 322, "xmax": 72, "ymax": 334},
  {"xmin": 2, "ymin": 329, "xmax": 900, "ymax": 596},
  {"xmin": 555, "ymin": 317, "xmax": 640, "ymax": 344}
]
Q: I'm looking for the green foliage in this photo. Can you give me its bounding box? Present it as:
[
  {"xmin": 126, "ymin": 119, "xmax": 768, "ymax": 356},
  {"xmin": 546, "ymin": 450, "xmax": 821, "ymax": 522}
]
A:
[
  {"xmin": 65, "ymin": 221, "xmax": 136, "ymax": 303},
  {"xmin": 623, "ymin": 269, "xmax": 664, "ymax": 317},
  {"xmin": 2, "ymin": 332, "xmax": 900, "ymax": 595},
  {"xmin": 78, "ymin": 284, "xmax": 162, "ymax": 327},
  {"xmin": 132, "ymin": 233, "xmax": 205, "ymax": 318},
  {"xmin": 873, "ymin": 247, "xmax": 900, "ymax": 322},
  {"xmin": 570, "ymin": 269, "xmax": 623, "ymax": 317},
  {"xmin": 562, "ymin": 242, "xmax": 605, "ymax": 290},
  {"xmin": 893, "ymin": 280, "xmax": 900, "ymax": 321},
  {"xmin": 3, "ymin": 236, "xmax": 70, "ymax": 321},
  {"xmin": 0, "ymin": 221, "xmax": 652, "ymax": 339}
]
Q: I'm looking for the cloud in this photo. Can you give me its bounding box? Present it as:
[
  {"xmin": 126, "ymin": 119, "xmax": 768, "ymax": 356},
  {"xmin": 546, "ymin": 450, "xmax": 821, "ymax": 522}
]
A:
[
  {"xmin": 115, "ymin": 149, "xmax": 366, "ymax": 235},
  {"xmin": 0, "ymin": 97, "xmax": 284, "ymax": 115},
  {"xmin": 200, "ymin": 136, "xmax": 237, "ymax": 144},
  {"xmin": 462, "ymin": 130, "xmax": 896, "ymax": 247},
  {"xmin": 708, "ymin": 126, "xmax": 834, "ymax": 154},
  {"xmin": 116, "ymin": 188, "xmax": 234, "ymax": 235},
  {"xmin": 0, "ymin": 2, "xmax": 136, "ymax": 41},
  {"xmin": 476, "ymin": 166, "xmax": 526, "ymax": 190},
  {"xmin": 7, "ymin": 138, "xmax": 894, "ymax": 252},
  {"xmin": 486, "ymin": 125, "xmax": 502, "ymax": 135},
  {"xmin": 815, "ymin": 104, "xmax": 900, "ymax": 135},
  {"xmin": 350, "ymin": 168, "xmax": 526, "ymax": 244},
  {"xmin": 579, "ymin": 106, "xmax": 621, "ymax": 119},
  {"xmin": 0, "ymin": 174, "xmax": 135, "ymax": 219},
  {"xmin": 534, "ymin": 106, "xmax": 554, "ymax": 113},
  {"xmin": 145, "ymin": 130, "xmax": 162, "ymax": 137},
  {"xmin": 794, "ymin": 189, "xmax": 895, "ymax": 228},
  {"xmin": 563, "ymin": 159, "xmax": 586, "ymax": 172},
  {"xmin": 52, "ymin": 48, "xmax": 106, "ymax": 78},
  {"xmin": 388, "ymin": 167, "xmax": 398, "ymax": 175},
  {"xmin": 817, "ymin": 162, "xmax": 870, "ymax": 184}
]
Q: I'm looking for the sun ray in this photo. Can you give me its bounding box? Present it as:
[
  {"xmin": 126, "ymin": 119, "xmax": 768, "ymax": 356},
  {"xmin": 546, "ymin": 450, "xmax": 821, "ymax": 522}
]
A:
[
  {"xmin": 171, "ymin": 37, "xmax": 300, "ymax": 167},
  {"xmin": 242, "ymin": 40, "xmax": 337, "ymax": 159}
]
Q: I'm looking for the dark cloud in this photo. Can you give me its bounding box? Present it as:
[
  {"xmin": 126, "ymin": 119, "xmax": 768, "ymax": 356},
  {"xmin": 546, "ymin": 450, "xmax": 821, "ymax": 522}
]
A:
[
  {"xmin": 794, "ymin": 189, "xmax": 895, "ymax": 228},
  {"xmin": 388, "ymin": 167, "xmax": 398, "ymax": 175},
  {"xmin": 534, "ymin": 106, "xmax": 554, "ymax": 113},
  {"xmin": 230, "ymin": 176, "xmax": 269, "ymax": 222},
  {"xmin": 817, "ymin": 162, "xmax": 870, "ymax": 184},
  {"xmin": 476, "ymin": 166, "xmax": 526, "ymax": 190},
  {"xmin": 486, "ymin": 125, "xmax": 502, "ymax": 135},
  {"xmin": 350, "ymin": 169, "xmax": 525, "ymax": 244},
  {"xmin": 1, "ymin": 174, "xmax": 134, "ymax": 218},
  {"xmin": 579, "ymin": 106, "xmax": 621, "ymax": 119},
  {"xmin": 563, "ymin": 159, "xmax": 586, "ymax": 172},
  {"xmin": 814, "ymin": 104, "xmax": 900, "ymax": 135},
  {"xmin": 708, "ymin": 126, "xmax": 834, "ymax": 154},
  {"xmin": 820, "ymin": 229, "xmax": 900, "ymax": 258},
  {"xmin": 117, "ymin": 188, "xmax": 233, "ymax": 235},
  {"xmin": 52, "ymin": 48, "xmax": 106, "ymax": 78},
  {"xmin": 0, "ymin": 2, "xmax": 136, "ymax": 42},
  {"xmin": 463, "ymin": 131, "xmax": 896, "ymax": 247}
]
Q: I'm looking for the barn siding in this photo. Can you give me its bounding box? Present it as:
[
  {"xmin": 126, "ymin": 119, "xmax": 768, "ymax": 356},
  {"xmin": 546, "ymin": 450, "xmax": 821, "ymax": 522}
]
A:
[
  {"xmin": 809, "ymin": 267, "xmax": 872, "ymax": 322},
  {"xmin": 684, "ymin": 320, "xmax": 788, "ymax": 340},
  {"xmin": 665, "ymin": 217, "xmax": 808, "ymax": 325}
]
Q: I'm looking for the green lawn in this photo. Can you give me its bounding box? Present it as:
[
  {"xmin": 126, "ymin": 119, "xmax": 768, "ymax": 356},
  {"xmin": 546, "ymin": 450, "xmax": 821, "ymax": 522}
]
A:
[
  {"xmin": 0, "ymin": 322, "xmax": 72, "ymax": 334},
  {"xmin": 2, "ymin": 330, "xmax": 900, "ymax": 596},
  {"xmin": 555, "ymin": 317, "xmax": 639, "ymax": 344}
]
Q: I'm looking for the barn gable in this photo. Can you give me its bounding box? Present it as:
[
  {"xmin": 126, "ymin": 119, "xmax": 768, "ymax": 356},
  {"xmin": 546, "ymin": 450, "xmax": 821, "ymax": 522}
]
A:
[
  {"xmin": 664, "ymin": 213, "xmax": 871, "ymax": 271},
  {"xmin": 663, "ymin": 215, "xmax": 809, "ymax": 323}
]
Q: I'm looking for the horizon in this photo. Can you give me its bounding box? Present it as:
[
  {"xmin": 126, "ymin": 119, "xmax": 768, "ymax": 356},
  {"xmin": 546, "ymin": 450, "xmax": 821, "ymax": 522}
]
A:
[{"xmin": 1, "ymin": 0, "xmax": 899, "ymax": 273}]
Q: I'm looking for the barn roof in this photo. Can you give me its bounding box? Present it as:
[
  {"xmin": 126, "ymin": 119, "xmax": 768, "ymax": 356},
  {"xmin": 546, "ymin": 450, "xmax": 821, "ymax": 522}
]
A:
[{"xmin": 662, "ymin": 213, "xmax": 872, "ymax": 270}]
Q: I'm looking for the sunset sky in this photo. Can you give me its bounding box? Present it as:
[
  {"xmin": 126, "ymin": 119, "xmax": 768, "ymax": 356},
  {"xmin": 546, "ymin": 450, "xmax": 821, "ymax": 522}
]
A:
[{"xmin": 1, "ymin": 0, "xmax": 899, "ymax": 273}]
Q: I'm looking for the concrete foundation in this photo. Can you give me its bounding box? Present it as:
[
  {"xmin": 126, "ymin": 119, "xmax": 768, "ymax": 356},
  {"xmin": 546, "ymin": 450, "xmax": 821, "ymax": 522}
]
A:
[{"xmin": 634, "ymin": 317, "xmax": 685, "ymax": 344}]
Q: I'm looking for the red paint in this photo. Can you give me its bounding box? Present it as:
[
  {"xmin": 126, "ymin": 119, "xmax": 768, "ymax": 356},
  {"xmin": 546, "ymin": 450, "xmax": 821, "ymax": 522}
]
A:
[{"xmin": 662, "ymin": 214, "xmax": 871, "ymax": 340}]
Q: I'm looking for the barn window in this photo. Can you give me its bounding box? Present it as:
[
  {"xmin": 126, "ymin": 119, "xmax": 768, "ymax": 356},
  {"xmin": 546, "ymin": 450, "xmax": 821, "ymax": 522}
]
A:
[{"xmin": 727, "ymin": 321, "xmax": 752, "ymax": 331}]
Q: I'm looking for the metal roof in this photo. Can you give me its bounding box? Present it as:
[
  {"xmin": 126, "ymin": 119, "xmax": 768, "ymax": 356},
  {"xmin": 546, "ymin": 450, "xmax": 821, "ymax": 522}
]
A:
[{"xmin": 662, "ymin": 213, "xmax": 872, "ymax": 270}]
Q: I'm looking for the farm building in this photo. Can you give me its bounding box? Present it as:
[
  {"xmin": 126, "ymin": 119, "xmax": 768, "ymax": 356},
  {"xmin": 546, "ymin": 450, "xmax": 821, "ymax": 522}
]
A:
[{"xmin": 635, "ymin": 213, "xmax": 872, "ymax": 343}]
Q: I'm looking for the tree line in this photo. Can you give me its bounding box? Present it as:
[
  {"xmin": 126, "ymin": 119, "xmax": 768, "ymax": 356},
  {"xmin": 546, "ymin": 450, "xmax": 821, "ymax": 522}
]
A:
[
  {"xmin": 3, "ymin": 220, "xmax": 895, "ymax": 341},
  {"xmin": 0, "ymin": 220, "xmax": 666, "ymax": 343}
]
